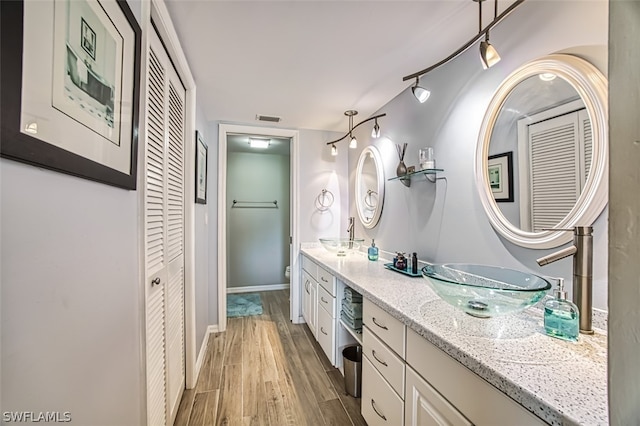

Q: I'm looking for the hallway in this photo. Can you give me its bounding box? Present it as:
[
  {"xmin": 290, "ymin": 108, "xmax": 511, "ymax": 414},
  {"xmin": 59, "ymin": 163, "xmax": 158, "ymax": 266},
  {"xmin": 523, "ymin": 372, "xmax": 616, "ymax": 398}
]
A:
[{"xmin": 174, "ymin": 290, "xmax": 366, "ymax": 425}]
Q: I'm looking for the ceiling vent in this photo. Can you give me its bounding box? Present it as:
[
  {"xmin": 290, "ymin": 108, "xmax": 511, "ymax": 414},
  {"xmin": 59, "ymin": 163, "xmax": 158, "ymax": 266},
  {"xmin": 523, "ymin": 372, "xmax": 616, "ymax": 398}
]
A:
[{"xmin": 256, "ymin": 114, "xmax": 281, "ymax": 123}]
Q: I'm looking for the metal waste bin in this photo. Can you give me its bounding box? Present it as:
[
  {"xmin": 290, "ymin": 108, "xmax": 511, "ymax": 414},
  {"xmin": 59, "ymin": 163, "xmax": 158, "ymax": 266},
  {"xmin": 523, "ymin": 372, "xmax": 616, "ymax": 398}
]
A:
[{"xmin": 342, "ymin": 345, "xmax": 362, "ymax": 397}]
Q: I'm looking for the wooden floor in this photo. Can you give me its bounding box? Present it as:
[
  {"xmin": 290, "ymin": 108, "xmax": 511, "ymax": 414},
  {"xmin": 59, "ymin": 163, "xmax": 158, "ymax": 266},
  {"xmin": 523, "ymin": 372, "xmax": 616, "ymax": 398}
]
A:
[{"xmin": 174, "ymin": 290, "xmax": 367, "ymax": 426}]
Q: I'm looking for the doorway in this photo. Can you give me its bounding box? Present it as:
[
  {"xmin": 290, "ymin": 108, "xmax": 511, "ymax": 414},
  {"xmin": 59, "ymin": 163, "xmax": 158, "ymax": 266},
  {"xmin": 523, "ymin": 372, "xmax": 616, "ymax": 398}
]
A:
[{"xmin": 217, "ymin": 124, "xmax": 300, "ymax": 332}]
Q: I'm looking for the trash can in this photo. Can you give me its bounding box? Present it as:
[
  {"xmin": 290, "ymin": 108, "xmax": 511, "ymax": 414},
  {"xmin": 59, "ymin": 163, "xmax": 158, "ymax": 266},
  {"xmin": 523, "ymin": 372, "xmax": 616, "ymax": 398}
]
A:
[{"xmin": 342, "ymin": 345, "xmax": 362, "ymax": 397}]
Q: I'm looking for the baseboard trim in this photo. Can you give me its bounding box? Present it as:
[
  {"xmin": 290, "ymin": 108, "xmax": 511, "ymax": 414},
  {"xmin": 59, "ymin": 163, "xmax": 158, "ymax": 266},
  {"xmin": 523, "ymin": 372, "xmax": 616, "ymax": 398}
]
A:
[
  {"xmin": 207, "ymin": 325, "xmax": 220, "ymax": 334},
  {"xmin": 193, "ymin": 330, "xmax": 210, "ymax": 388},
  {"xmin": 227, "ymin": 284, "xmax": 290, "ymax": 294}
]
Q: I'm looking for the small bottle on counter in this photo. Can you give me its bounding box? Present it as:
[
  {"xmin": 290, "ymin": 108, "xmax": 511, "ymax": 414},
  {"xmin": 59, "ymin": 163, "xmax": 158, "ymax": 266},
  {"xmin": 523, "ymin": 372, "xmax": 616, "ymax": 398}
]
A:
[
  {"xmin": 544, "ymin": 278, "xmax": 579, "ymax": 342},
  {"xmin": 396, "ymin": 252, "xmax": 406, "ymax": 270},
  {"xmin": 406, "ymin": 252, "xmax": 412, "ymax": 271},
  {"xmin": 368, "ymin": 239, "xmax": 379, "ymax": 261},
  {"xmin": 412, "ymin": 252, "xmax": 418, "ymax": 274}
]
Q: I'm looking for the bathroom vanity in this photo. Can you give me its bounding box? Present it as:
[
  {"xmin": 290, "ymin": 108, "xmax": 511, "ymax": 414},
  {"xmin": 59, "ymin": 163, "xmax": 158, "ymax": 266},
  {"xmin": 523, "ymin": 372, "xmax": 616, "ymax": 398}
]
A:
[{"xmin": 300, "ymin": 245, "xmax": 608, "ymax": 426}]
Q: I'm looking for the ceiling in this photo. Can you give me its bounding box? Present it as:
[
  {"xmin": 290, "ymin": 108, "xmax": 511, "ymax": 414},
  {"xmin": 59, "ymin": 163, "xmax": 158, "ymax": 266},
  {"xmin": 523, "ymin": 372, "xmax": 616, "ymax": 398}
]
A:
[{"xmin": 164, "ymin": 1, "xmax": 492, "ymax": 132}]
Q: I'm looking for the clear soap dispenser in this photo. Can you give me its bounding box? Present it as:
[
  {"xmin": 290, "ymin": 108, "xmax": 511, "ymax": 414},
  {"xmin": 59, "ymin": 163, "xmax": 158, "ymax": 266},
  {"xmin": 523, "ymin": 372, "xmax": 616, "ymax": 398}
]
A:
[
  {"xmin": 368, "ymin": 239, "xmax": 378, "ymax": 261},
  {"xmin": 544, "ymin": 278, "xmax": 579, "ymax": 342}
]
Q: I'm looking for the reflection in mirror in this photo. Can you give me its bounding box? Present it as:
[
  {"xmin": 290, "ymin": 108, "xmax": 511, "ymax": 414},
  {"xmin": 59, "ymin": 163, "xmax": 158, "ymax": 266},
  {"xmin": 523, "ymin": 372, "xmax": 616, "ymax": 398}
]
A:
[
  {"xmin": 356, "ymin": 146, "xmax": 385, "ymax": 229},
  {"xmin": 490, "ymin": 74, "xmax": 591, "ymax": 231},
  {"xmin": 476, "ymin": 54, "xmax": 608, "ymax": 249}
]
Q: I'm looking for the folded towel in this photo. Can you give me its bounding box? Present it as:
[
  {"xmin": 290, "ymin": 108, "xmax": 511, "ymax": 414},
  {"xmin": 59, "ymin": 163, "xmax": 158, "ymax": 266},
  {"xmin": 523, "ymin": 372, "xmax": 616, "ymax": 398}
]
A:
[
  {"xmin": 341, "ymin": 299, "xmax": 363, "ymax": 319},
  {"xmin": 341, "ymin": 310, "xmax": 363, "ymax": 330},
  {"xmin": 344, "ymin": 287, "xmax": 363, "ymax": 303}
]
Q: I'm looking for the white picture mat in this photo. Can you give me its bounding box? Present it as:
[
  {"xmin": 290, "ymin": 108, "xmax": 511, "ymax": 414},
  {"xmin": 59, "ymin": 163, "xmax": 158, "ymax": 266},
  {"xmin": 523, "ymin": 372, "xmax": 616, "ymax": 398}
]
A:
[
  {"xmin": 196, "ymin": 136, "xmax": 207, "ymax": 201},
  {"xmin": 51, "ymin": 0, "xmax": 123, "ymax": 146},
  {"xmin": 20, "ymin": 0, "xmax": 135, "ymax": 174},
  {"xmin": 488, "ymin": 155, "xmax": 510, "ymax": 199}
]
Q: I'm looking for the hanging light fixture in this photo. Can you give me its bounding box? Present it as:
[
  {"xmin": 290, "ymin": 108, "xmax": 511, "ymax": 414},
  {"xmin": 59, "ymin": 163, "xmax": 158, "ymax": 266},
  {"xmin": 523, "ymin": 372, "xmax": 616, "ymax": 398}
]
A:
[
  {"xmin": 371, "ymin": 119, "xmax": 381, "ymax": 138},
  {"xmin": 479, "ymin": 0, "xmax": 501, "ymax": 69},
  {"xmin": 402, "ymin": 0, "xmax": 524, "ymax": 97},
  {"xmin": 412, "ymin": 77, "xmax": 431, "ymax": 103},
  {"xmin": 325, "ymin": 110, "xmax": 386, "ymax": 155}
]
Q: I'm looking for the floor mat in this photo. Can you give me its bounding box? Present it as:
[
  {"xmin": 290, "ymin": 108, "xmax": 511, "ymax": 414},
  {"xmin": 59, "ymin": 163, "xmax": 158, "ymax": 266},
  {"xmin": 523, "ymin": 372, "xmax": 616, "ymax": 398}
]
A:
[{"xmin": 227, "ymin": 293, "xmax": 263, "ymax": 318}]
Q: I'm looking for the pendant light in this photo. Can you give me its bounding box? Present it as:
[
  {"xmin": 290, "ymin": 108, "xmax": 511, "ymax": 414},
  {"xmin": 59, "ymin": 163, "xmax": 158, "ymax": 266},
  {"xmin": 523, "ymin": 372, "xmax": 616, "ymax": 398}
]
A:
[
  {"xmin": 479, "ymin": 0, "xmax": 501, "ymax": 69},
  {"xmin": 412, "ymin": 77, "xmax": 431, "ymax": 103},
  {"xmin": 371, "ymin": 119, "xmax": 381, "ymax": 138},
  {"xmin": 325, "ymin": 111, "xmax": 387, "ymax": 155}
]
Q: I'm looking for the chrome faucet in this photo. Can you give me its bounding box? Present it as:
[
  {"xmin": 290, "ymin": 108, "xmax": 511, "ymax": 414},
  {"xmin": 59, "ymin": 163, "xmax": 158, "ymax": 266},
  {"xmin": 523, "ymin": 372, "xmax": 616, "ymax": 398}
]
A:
[
  {"xmin": 536, "ymin": 226, "xmax": 594, "ymax": 334},
  {"xmin": 347, "ymin": 217, "xmax": 355, "ymax": 241}
]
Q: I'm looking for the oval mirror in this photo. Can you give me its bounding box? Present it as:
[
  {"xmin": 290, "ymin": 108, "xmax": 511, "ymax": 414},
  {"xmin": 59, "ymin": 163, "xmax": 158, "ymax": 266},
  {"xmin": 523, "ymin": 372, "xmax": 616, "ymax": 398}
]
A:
[
  {"xmin": 356, "ymin": 146, "xmax": 385, "ymax": 229},
  {"xmin": 475, "ymin": 54, "xmax": 608, "ymax": 249}
]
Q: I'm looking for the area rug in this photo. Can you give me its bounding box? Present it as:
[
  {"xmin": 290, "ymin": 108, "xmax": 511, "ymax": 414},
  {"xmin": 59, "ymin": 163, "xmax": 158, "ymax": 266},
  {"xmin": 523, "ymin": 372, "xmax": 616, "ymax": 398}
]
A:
[{"xmin": 227, "ymin": 293, "xmax": 263, "ymax": 318}]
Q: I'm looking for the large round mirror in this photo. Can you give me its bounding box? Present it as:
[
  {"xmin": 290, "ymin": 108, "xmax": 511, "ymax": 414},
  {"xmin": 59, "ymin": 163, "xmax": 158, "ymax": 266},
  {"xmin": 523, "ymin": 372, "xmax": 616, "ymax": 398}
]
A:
[
  {"xmin": 356, "ymin": 146, "xmax": 385, "ymax": 228},
  {"xmin": 475, "ymin": 54, "xmax": 608, "ymax": 249}
]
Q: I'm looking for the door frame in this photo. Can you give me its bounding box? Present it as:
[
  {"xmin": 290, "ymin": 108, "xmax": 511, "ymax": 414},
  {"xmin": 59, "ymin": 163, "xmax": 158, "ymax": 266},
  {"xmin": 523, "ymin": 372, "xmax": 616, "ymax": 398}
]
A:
[
  {"xmin": 217, "ymin": 124, "xmax": 300, "ymax": 332},
  {"xmin": 139, "ymin": 0, "xmax": 199, "ymax": 404}
]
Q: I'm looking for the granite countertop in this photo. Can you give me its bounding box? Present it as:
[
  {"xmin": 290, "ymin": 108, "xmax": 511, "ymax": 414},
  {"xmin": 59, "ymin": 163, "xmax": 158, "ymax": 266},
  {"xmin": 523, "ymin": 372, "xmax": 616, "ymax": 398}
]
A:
[{"xmin": 300, "ymin": 245, "xmax": 608, "ymax": 426}]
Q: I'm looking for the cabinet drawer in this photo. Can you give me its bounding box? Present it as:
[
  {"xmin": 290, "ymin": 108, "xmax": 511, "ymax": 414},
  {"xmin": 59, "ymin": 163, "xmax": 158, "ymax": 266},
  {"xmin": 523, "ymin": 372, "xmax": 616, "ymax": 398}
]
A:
[
  {"xmin": 301, "ymin": 255, "xmax": 317, "ymax": 278},
  {"xmin": 317, "ymin": 266, "xmax": 336, "ymax": 296},
  {"xmin": 318, "ymin": 285, "xmax": 336, "ymax": 318},
  {"xmin": 362, "ymin": 356, "xmax": 404, "ymax": 426},
  {"xmin": 406, "ymin": 329, "xmax": 545, "ymax": 425},
  {"xmin": 363, "ymin": 300, "xmax": 406, "ymax": 358},
  {"xmin": 317, "ymin": 305, "xmax": 335, "ymax": 365},
  {"xmin": 363, "ymin": 325, "xmax": 405, "ymax": 398}
]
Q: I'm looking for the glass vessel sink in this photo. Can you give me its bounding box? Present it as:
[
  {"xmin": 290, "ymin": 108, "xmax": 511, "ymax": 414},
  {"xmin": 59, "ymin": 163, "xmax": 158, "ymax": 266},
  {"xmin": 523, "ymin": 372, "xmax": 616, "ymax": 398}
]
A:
[
  {"xmin": 319, "ymin": 238, "xmax": 365, "ymax": 256},
  {"xmin": 422, "ymin": 263, "xmax": 551, "ymax": 318}
]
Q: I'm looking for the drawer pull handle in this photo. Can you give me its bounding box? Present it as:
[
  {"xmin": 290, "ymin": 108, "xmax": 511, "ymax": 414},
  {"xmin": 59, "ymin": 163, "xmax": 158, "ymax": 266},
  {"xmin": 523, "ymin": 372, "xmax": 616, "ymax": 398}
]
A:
[
  {"xmin": 371, "ymin": 350, "xmax": 388, "ymax": 367},
  {"xmin": 371, "ymin": 399, "xmax": 387, "ymax": 421},
  {"xmin": 151, "ymin": 277, "xmax": 161, "ymax": 286},
  {"xmin": 305, "ymin": 280, "xmax": 310, "ymax": 293},
  {"xmin": 321, "ymin": 276, "xmax": 328, "ymax": 282},
  {"xmin": 321, "ymin": 327, "xmax": 328, "ymax": 335},
  {"xmin": 372, "ymin": 317, "xmax": 389, "ymax": 330},
  {"xmin": 321, "ymin": 296, "xmax": 328, "ymax": 303}
]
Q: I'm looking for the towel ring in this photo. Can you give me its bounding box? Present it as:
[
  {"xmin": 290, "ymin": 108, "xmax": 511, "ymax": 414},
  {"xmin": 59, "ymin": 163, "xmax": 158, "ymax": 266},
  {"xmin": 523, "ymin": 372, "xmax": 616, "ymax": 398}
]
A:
[
  {"xmin": 316, "ymin": 189, "xmax": 334, "ymax": 211},
  {"xmin": 364, "ymin": 189, "xmax": 378, "ymax": 209}
]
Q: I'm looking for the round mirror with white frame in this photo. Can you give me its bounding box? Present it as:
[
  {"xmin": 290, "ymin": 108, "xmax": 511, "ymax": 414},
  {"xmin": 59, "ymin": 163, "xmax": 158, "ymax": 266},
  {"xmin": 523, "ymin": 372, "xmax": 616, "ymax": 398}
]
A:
[
  {"xmin": 356, "ymin": 146, "xmax": 385, "ymax": 229},
  {"xmin": 475, "ymin": 54, "xmax": 608, "ymax": 249}
]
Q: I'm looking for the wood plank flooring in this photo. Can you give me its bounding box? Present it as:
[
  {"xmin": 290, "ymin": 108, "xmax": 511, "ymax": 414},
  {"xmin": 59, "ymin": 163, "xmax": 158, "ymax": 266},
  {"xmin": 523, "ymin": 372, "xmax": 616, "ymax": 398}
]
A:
[{"xmin": 175, "ymin": 290, "xmax": 367, "ymax": 426}]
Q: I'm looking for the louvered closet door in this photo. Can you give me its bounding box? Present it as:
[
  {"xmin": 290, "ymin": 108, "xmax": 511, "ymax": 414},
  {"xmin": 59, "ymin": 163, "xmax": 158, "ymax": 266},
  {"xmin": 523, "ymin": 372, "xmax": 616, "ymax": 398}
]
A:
[{"xmin": 145, "ymin": 27, "xmax": 186, "ymax": 426}]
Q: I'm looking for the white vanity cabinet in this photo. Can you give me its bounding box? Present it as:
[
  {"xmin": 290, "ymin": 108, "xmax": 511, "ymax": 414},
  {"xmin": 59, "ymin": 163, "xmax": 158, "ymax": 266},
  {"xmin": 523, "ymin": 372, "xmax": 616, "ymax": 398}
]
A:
[
  {"xmin": 301, "ymin": 264, "xmax": 317, "ymax": 336},
  {"xmin": 362, "ymin": 299, "xmax": 407, "ymax": 426},
  {"xmin": 406, "ymin": 328, "xmax": 546, "ymax": 426}
]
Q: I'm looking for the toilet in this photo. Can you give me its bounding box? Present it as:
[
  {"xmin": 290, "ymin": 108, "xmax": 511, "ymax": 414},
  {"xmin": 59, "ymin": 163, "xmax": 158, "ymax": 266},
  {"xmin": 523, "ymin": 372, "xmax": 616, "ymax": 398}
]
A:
[{"xmin": 285, "ymin": 265, "xmax": 291, "ymax": 281}]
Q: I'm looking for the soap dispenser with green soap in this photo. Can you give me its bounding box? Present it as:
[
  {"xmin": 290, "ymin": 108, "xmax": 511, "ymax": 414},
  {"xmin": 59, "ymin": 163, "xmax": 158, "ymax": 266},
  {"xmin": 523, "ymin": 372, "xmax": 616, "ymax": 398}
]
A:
[
  {"xmin": 368, "ymin": 239, "xmax": 378, "ymax": 261},
  {"xmin": 544, "ymin": 278, "xmax": 579, "ymax": 342}
]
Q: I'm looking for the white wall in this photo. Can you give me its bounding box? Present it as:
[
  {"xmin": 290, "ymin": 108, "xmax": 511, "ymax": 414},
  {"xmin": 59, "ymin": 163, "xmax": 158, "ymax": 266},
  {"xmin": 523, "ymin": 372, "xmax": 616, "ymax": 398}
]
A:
[
  {"xmin": 226, "ymin": 152, "xmax": 290, "ymax": 288},
  {"xmin": 348, "ymin": 0, "xmax": 609, "ymax": 309},
  {"xmin": 194, "ymin": 105, "xmax": 209, "ymax": 350}
]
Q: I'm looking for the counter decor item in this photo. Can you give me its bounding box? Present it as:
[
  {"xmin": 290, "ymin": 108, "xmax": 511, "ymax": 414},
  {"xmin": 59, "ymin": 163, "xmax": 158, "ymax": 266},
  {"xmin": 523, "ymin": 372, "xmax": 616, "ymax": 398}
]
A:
[
  {"xmin": 384, "ymin": 262, "xmax": 423, "ymax": 277},
  {"xmin": 544, "ymin": 278, "xmax": 579, "ymax": 342},
  {"xmin": 396, "ymin": 142, "xmax": 410, "ymax": 187},
  {"xmin": 419, "ymin": 147, "xmax": 435, "ymax": 170},
  {"xmin": 368, "ymin": 240, "xmax": 379, "ymax": 261},
  {"xmin": 395, "ymin": 252, "xmax": 407, "ymax": 270}
]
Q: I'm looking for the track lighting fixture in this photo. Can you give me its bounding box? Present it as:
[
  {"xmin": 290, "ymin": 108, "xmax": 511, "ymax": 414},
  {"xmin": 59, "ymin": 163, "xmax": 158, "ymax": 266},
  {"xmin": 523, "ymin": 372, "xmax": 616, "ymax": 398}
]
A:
[
  {"xmin": 412, "ymin": 77, "xmax": 431, "ymax": 103},
  {"xmin": 402, "ymin": 0, "xmax": 523, "ymax": 91},
  {"xmin": 371, "ymin": 119, "xmax": 380, "ymax": 138},
  {"xmin": 325, "ymin": 110, "xmax": 386, "ymax": 155},
  {"xmin": 478, "ymin": 0, "xmax": 501, "ymax": 69}
]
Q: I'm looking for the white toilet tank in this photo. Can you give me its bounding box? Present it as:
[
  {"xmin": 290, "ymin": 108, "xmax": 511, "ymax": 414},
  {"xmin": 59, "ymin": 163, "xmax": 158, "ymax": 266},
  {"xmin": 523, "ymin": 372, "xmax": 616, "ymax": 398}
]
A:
[{"xmin": 285, "ymin": 265, "xmax": 291, "ymax": 280}]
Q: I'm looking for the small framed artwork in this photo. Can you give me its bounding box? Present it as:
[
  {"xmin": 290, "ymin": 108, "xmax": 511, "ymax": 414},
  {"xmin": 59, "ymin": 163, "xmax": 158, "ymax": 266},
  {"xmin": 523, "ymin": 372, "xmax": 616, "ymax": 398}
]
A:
[
  {"xmin": 195, "ymin": 131, "xmax": 208, "ymax": 204},
  {"xmin": 488, "ymin": 151, "xmax": 514, "ymax": 202},
  {"xmin": 0, "ymin": 0, "xmax": 141, "ymax": 189}
]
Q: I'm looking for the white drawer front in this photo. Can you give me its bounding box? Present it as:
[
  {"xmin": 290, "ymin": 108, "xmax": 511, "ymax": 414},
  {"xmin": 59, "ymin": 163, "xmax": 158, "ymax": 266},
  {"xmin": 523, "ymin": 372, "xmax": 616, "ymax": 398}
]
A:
[
  {"xmin": 317, "ymin": 305, "xmax": 335, "ymax": 365},
  {"xmin": 363, "ymin": 299, "xmax": 406, "ymax": 358},
  {"xmin": 317, "ymin": 266, "xmax": 336, "ymax": 296},
  {"xmin": 406, "ymin": 329, "xmax": 545, "ymax": 425},
  {"xmin": 318, "ymin": 285, "xmax": 336, "ymax": 318},
  {"xmin": 301, "ymin": 255, "xmax": 317, "ymax": 279},
  {"xmin": 363, "ymin": 325, "xmax": 405, "ymax": 398},
  {"xmin": 362, "ymin": 356, "xmax": 404, "ymax": 426}
]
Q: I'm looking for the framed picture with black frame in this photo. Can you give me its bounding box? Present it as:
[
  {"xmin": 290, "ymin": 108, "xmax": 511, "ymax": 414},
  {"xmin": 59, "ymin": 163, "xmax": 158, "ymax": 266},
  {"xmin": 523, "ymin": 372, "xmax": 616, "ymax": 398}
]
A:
[
  {"xmin": 0, "ymin": 0, "xmax": 142, "ymax": 189},
  {"xmin": 488, "ymin": 151, "xmax": 514, "ymax": 202},
  {"xmin": 195, "ymin": 131, "xmax": 208, "ymax": 204}
]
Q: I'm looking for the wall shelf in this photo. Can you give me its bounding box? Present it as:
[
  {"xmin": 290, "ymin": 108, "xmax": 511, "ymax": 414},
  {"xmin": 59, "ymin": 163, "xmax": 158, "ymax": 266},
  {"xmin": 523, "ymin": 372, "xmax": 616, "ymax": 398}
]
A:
[{"xmin": 388, "ymin": 168, "xmax": 443, "ymax": 182}]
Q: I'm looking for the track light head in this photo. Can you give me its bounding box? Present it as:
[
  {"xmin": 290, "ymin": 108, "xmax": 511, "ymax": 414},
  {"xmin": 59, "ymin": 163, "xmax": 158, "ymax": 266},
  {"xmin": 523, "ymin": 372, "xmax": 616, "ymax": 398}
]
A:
[
  {"xmin": 371, "ymin": 120, "xmax": 380, "ymax": 138},
  {"xmin": 349, "ymin": 135, "xmax": 358, "ymax": 149},
  {"xmin": 331, "ymin": 144, "xmax": 337, "ymax": 156},
  {"xmin": 412, "ymin": 77, "xmax": 431, "ymax": 103},
  {"xmin": 479, "ymin": 38, "xmax": 501, "ymax": 69}
]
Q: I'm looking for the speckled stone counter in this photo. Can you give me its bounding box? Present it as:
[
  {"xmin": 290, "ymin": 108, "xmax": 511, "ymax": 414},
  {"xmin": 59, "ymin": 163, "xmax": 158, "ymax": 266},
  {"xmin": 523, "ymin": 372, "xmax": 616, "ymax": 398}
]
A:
[{"xmin": 300, "ymin": 245, "xmax": 608, "ymax": 426}]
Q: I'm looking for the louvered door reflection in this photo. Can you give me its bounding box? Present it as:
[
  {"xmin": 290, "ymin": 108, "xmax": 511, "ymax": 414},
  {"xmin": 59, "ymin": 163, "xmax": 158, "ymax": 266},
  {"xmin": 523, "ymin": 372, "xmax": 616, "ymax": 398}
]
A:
[{"xmin": 145, "ymin": 27, "xmax": 186, "ymax": 426}]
